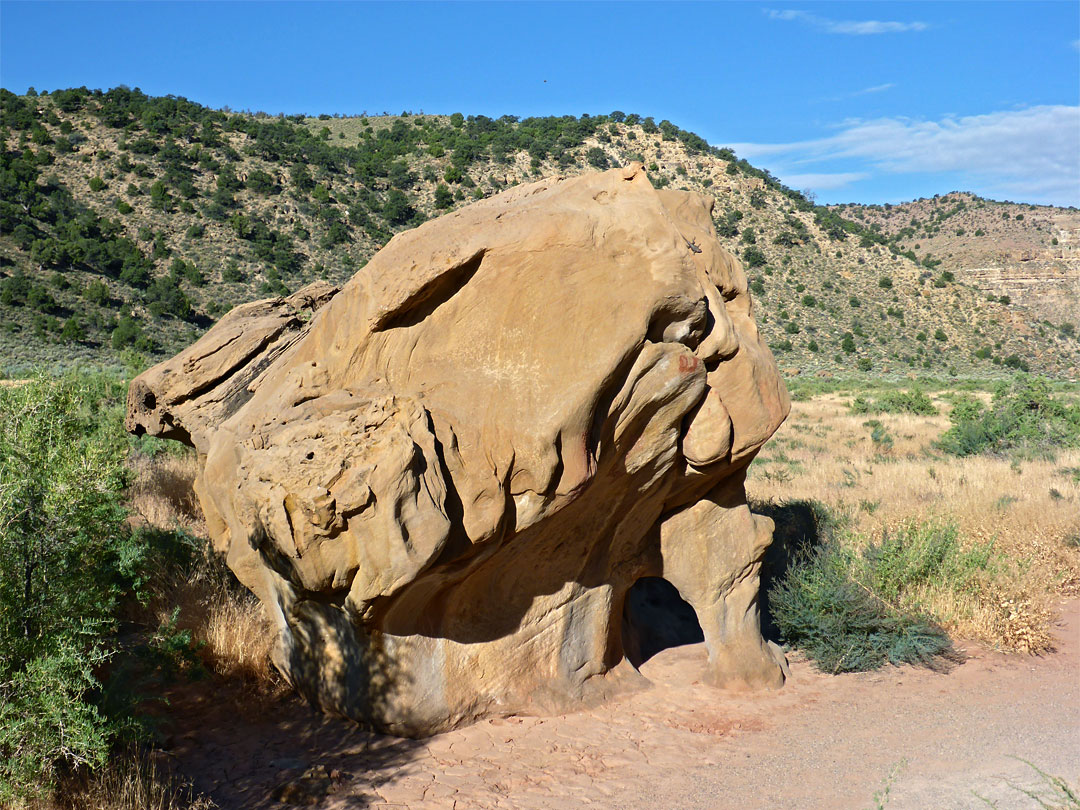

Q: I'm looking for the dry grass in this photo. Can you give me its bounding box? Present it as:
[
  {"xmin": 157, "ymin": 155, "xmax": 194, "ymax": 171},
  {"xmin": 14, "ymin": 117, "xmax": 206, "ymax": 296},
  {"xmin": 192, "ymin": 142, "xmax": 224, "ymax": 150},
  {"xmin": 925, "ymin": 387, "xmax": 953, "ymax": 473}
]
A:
[
  {"xmin": 126, "ymin": 448, "xmax": 279, "ymax": 689},
  {"xmin": 127, "ymin": 451, "xmax": 206, "ymax": 536},
  {"xmin": 42, "ymin": 750, "xmax": 215, "ymax": 810},
  {"xmin": 749, "ymin": 390, "xmax": 1080, "ymax": 653}
]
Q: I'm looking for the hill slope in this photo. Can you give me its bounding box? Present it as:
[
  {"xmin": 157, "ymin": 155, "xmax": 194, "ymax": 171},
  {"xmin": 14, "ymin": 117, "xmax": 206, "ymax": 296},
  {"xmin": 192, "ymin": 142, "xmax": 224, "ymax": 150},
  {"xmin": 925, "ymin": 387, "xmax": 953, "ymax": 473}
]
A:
[
  {"xmin": 1, "ymin": 87, "xmax": 1077, "ymax": 377},
  {"xmin": 834, "ymin": 193, "xmax": 1080, "ymax": 327}
]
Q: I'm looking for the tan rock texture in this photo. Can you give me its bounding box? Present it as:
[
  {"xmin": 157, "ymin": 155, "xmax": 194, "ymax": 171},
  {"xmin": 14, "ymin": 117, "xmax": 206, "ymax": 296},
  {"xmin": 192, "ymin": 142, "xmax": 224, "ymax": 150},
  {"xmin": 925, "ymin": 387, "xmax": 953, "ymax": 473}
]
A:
[{"xmin": 126, "ymin": 164, "xmax": 790, "ymax": 736}]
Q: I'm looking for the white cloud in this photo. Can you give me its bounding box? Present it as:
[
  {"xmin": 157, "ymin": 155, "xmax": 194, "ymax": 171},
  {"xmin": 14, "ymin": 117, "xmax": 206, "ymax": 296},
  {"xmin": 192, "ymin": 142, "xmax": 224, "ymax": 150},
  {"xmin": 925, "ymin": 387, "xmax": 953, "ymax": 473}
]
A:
[
  {"xmin": 765, "ymin": 9, "xmax": 927, "ymax": 35},
  {"xmin": 818, "ymin": 83, "xmax": 897, "ymax": 103},
  {"xmin": 728, "ymin": 105, "xmax": 1080, "ymax": 205},
  {"xmin": 778, "ymin": 172, "xmax": 870, "ymax": 190},
  {"xmin": 853, "ymin": 83, "xmax": 896, "ymax": 96},
  {"xmin": 1072, "ymin": 39, "xmax": 1080, "ymax": 51}
]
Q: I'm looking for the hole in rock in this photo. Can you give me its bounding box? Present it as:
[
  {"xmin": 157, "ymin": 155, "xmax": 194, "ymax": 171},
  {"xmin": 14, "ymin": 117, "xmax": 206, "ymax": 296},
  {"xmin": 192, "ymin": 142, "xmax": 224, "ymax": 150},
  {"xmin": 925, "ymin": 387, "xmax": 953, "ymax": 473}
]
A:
[
  {"xmin": 143, "ymin": 391, "xmax": 156, "ymax": 410},
  {"xmin": 621, "ymin": 577, "xmax": 704, "ymax": 667}
]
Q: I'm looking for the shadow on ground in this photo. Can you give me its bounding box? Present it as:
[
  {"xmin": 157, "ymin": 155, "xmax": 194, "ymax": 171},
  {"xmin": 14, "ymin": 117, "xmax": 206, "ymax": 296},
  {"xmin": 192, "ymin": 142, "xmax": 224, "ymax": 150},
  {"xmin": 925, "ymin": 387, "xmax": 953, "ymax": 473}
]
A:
[
  {"xmin": 752, "ymin": 499, "xmax": 829, "ymax": 643},
  {"xmin": 160, "ymin": 677, "xmax": 425, "ymax": 809}
]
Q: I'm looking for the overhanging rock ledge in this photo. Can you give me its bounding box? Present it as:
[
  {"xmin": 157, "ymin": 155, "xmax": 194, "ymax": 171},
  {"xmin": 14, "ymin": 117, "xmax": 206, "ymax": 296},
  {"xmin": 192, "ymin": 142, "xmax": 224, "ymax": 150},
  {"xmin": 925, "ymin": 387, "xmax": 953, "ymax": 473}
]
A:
[{"xmin": 126, "ymin": 164, "xmax": 790, "ymax": 736}]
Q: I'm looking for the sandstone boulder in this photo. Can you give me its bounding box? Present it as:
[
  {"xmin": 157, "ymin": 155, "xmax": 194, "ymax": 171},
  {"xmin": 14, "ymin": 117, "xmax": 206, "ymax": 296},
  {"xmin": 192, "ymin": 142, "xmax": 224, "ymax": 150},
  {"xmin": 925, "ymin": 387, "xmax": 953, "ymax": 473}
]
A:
[{"xmin": 127, "ymin": 164, "xmax": 790, "ymax": 736}]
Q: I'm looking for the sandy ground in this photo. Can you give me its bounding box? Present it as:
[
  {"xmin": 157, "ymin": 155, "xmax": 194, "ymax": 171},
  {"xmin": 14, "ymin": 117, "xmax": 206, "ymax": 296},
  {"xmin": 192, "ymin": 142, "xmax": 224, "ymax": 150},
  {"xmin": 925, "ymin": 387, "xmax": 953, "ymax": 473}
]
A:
[{"xmin": 164, "ymin": 599, "xmax": 1080, "ymax": 810}]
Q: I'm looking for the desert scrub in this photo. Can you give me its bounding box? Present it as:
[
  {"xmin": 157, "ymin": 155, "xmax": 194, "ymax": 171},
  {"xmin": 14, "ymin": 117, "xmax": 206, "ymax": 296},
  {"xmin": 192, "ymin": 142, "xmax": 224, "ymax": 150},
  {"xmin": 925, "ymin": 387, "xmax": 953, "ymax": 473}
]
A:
[
  {"xmin": 0, "ymin": 372, "xmax": 142, "ymax": 801},
  {"xmin": 849, "ymin": 387, "xmax": 938, "ymax": 416},
  {"xmin": 0, "ymin": 373, "xmax": 268, "ymax": 805},
  {"xmin": 125, "ymin": 441, "xmax": 276, "ymax": 688},
  {"xmin": 863, "ymin": 419, "xmax": 894, "ymax": 454},
  {"xmin": 53, "ymin": 746, "xmax": 216, "ymax": 810},
  {"xmin": 767, "ymin": 505, "xmax": 1051, "ymax": 672},
  {"xmin": 857, "ymin": 522, "xmax": 1051, "ymax": 652},
  {"xmin": 769, "ymin": 524, "xmax": 954, "ymax": 673},
  {"xmin": 938, "ymin": 375, "xmax": 1080, "ymax": 458}
]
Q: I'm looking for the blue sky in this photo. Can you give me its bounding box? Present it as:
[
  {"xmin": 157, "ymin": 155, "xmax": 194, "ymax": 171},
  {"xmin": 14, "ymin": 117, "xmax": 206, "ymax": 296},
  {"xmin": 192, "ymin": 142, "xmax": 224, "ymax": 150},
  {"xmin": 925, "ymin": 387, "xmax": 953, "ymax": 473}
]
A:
[{"xmin": 1, "ymin": 1, "xmax": 1077, "ymax": 206}]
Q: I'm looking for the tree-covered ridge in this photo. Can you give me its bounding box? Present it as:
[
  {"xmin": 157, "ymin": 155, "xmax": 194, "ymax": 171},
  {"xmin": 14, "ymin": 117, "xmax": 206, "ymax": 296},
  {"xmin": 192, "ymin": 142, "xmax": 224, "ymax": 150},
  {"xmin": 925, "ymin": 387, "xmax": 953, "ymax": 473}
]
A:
[
  {"xmin": 0, "ymin": 86, "xmax": 1077, "ymax": 377},
  {"xmin": 0, "ymin": 87, "xmax": 801, "ymax": 358}
]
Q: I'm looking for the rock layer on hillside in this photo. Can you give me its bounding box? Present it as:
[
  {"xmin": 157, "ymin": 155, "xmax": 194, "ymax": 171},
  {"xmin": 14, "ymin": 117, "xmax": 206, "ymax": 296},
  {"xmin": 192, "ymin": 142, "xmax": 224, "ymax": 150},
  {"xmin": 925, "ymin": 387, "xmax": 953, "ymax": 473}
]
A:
[{"xmin": 126, "ymin": 164, "xmax": 790, "ymax": 736}]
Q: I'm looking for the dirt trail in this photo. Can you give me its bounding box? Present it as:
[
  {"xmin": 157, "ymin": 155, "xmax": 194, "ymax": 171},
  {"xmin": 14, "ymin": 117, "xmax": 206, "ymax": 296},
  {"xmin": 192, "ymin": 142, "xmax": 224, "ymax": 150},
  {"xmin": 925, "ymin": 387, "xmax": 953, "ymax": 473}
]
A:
[{"xmin": 167, "ymin": 599, "xmax": 1080, "ymax": 809}]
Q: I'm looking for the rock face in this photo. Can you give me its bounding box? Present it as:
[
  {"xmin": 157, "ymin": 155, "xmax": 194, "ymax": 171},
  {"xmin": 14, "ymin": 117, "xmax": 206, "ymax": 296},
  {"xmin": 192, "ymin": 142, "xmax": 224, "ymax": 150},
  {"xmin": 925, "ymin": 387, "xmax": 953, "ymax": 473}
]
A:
[{"xmin": 127, "ymin": 165, "xmax": 790, "ymax": 736}]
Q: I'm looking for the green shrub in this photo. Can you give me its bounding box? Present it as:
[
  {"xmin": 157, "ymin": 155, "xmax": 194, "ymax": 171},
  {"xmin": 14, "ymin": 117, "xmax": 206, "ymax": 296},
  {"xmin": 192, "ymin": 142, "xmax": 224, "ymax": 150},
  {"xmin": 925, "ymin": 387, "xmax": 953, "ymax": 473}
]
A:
[
  {"xmin": 586, "ymin": 147, "xmax": 609, "ymax": 169},
  {"xmin": 221, "ymin": 261, "xmax": 245, "ymax": 283},
  {"xmin": 768, "ymin": 510, "xmax": 996, "ymax": 674},
  {"xmin": 1003, "ymin": 354, "xmax": 1030, "ymax": 371},
  {"xmin": 938, "ymin": 375, "xmax": 1080, "ymax": 458},
  {"xmin": 743, "ymin": 246, "xmax": 767, "ymax": 268},
  {"xmin": 0, "ymin": 374, "xmax": 143, "ymax": 801},
  {"xmin": 769, "ymin": 527, "xmax": 953, "ymax": 673},
  {"xmin": 863, "ymin": 522, "xmax": 998, "ymax": 609},
  {"xmin": 849, "ymin": 388, "xmax": 938, "ymax": 416},
  {"xmin": 434, "ymin": 183, "xmax": 454, "ymax": 209},
  {"xmin": 864, "ymin": 419, "xmax": 893, "ymax": 452},
  {"xmin": 0, "ymin": 643, "xmax": 111, "ymax": 799}
]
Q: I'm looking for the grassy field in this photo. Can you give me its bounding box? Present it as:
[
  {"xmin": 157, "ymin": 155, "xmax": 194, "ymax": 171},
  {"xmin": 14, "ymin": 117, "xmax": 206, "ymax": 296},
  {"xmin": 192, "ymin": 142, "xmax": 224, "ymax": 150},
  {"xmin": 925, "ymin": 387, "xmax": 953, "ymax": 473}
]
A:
[{"xmin": 749, "ymin": 382, "xmax": 1080, "ymax": 658}]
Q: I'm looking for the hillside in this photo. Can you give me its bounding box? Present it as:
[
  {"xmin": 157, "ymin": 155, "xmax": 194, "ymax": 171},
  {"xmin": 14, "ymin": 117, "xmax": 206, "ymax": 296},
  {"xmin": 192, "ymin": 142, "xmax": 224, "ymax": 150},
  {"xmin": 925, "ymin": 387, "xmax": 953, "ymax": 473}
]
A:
[
  {"xmin": 835, "ymin": 193, "xmax": 1080, "ymax": 326},
  {"xmin": 1, "ymin": 87, "xmax": 1077, "ymax": 377}
]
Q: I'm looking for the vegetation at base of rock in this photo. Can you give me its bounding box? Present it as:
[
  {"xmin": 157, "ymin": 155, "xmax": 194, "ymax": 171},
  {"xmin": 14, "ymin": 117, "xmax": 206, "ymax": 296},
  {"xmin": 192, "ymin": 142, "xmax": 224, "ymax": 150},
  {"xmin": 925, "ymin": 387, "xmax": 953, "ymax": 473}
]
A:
[
  {"xmin": 938, "ymin": 375, "xmax": 1080, "ymax": 459},
  {"xmin": 768, "ymin": 505, "xmax": 963, "ymax": 673},
  {"xmin": 49, "ymin": 747, "xmax": 217, "ymax": 810},
  {"xmin": 0, "ymin": 371, "xmax": 263, "ymax": 805},
  {"xmin": 751, "ymin": 386, "xmax": 1078, "ymax": 657}
]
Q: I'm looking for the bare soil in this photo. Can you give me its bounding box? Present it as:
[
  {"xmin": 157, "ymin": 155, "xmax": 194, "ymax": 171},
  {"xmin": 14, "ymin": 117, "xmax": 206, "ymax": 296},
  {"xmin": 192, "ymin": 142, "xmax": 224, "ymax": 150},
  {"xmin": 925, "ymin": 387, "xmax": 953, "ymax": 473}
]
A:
[{"xmin": 156, "ymin": 598, "xmax": 1080, "ymax": 809}]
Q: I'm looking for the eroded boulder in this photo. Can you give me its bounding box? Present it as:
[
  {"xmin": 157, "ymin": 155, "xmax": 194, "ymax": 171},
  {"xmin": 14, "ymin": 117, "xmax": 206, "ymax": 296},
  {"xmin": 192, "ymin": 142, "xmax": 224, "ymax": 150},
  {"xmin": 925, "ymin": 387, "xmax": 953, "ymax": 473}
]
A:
[{"xmin": 126, "ymin": 165, "xmax": 790, "ymax": 736}]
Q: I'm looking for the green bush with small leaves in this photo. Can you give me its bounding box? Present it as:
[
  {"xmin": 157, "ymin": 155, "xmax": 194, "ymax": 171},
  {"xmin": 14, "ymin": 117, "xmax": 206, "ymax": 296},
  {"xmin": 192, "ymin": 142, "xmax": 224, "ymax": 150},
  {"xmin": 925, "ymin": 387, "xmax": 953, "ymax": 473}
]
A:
[
  {"xmin": 768, "ymin": 506, "xmax": 957, "ymax": 674},
  {"xmin": 850, "ymin": 388, "xmax": 937, "ymax": 416},
  {"xmin": 0, "ymin": 374, "xmax": 145, "ymax": 801},
  {"xmin": 938, "ymin": 375, "xmax": 1080, "ymax": 458}
]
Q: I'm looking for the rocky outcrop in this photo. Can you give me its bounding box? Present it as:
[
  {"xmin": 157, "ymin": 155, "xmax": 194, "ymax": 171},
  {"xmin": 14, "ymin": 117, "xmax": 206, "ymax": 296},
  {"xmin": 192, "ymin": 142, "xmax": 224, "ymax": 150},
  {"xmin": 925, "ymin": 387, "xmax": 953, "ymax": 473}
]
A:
[
  {"xmin": 127, "ymin": 165, "xmax": 790, "ymax": 736},
  {"xmin": 963, "ymin": 261, "xmax": 1080, "ymax": 324}
]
